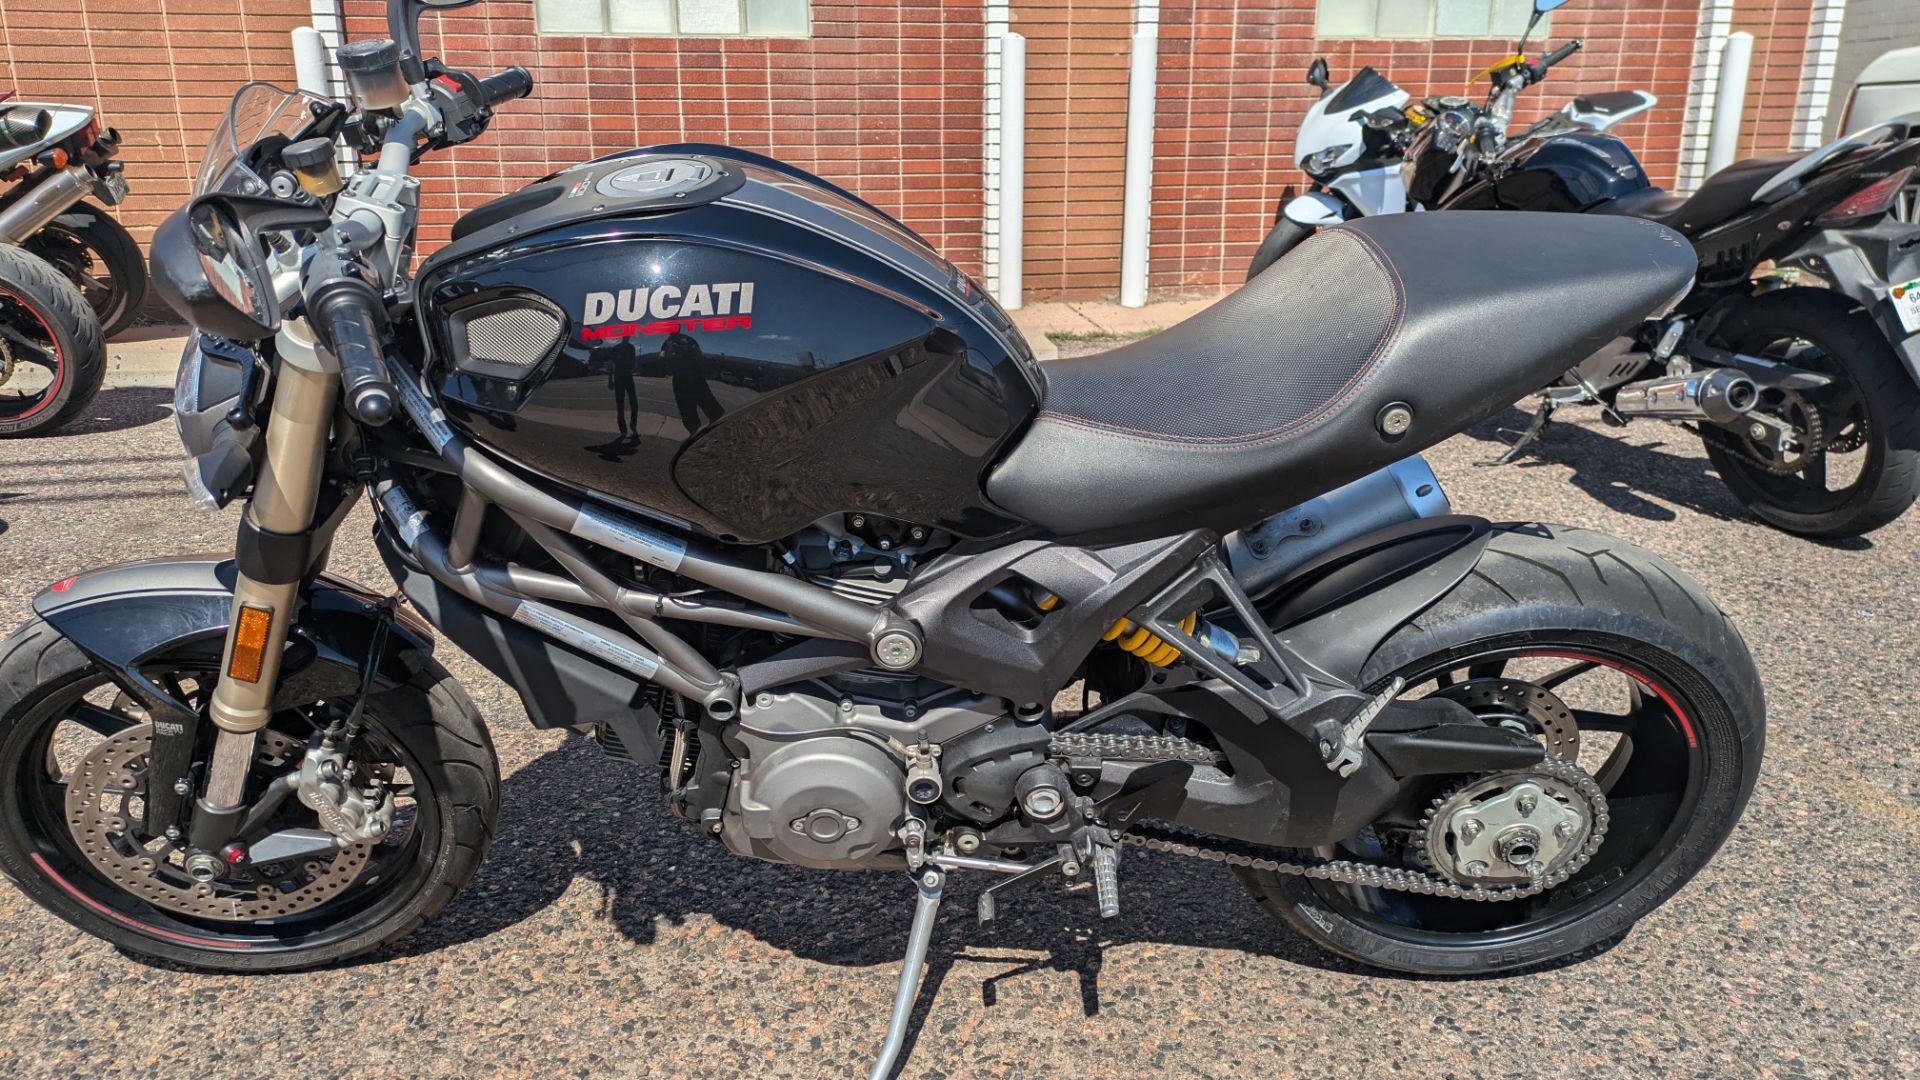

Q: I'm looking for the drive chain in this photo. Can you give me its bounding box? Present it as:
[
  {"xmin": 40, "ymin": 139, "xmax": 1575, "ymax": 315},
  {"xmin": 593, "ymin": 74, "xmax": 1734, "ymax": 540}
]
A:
[
  {"xmin": 1057, "ymin": 733, "xmax": 1609, "ymax": 903},
  {"xmin": 1050, "ymin": 731, "xmax": 1227, "ymax": 767}
]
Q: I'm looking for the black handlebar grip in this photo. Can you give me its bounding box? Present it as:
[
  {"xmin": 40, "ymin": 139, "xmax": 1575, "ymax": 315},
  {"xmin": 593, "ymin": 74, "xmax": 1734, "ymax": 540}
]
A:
[
  {"xmin": 1541, "ymin": 39, "xmax": 1584, "ymax": 70},
  {"xmin": 476, "ymin": 67, "xmax": 534, "ymax": 108},
  {"xmin": 314, "ymin": 289, "xmax": 396, "ymax": 426}
]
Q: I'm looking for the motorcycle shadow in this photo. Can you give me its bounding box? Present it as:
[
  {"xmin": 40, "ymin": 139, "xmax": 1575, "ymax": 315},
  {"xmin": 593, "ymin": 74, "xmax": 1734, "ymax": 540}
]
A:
[
  {"xmin": 34, "ymin": 386, "xmax": 175, "ymax": 438},
  {"xmin": 384, "ymin": 736, "xmax": 1621, "ymax": 1009},
  {"xmin": 1458, "ymin": 406, "xmax": 1875, "ymax": 543}
]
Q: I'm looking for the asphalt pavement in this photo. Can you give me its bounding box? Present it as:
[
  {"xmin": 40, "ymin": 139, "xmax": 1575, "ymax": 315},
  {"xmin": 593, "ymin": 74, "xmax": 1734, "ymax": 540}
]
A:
[{"xmin": 0, "ymin": 337, "xmax": 1914, "ymax": 1078}]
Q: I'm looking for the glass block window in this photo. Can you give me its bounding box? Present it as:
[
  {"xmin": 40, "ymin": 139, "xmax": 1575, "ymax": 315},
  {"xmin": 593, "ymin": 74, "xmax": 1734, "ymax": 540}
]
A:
[
  {"xmin": 1317, "ymin": 0, "xmax": 1543, "ymax": 39},
  {"xmin": 536, "ymin": 0, "xmax": 811, "ymax": 37}
]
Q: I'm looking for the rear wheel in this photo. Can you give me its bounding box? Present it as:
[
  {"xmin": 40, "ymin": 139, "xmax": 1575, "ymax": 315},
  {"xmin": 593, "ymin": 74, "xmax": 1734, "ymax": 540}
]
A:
[
  {"xmin": 1701, "ymin": 288, "xmax": 1920, "ymax": 537},
  {"xmin": 23, "ymin": 203, "xmax": 149, "ymax": 340},
  {"xmin": 1235, "ymin": 524, "xmax": 1764, "ymax": 973},
  {"xmin": 0, "ymin": 618, "xmax": 499, "ymax": 971},
  {"xmin": 0, "ymin": 242, "xmax": 105, "ymax": 437}
]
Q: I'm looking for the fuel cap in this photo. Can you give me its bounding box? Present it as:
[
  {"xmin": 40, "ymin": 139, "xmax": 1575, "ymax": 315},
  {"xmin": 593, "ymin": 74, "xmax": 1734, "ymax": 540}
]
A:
[{"xmin": 594, "ymin": 157, "xmax": 716, "ymax": 200}]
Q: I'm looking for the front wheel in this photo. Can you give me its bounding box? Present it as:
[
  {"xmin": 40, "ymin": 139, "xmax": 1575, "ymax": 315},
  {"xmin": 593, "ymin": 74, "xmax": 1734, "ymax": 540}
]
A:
[
  {"xmin": 1700, "ymin": 288, "xmax": 1920, "ymax": 538},
  {"xmin": 0, "ymin": 618, "xmax": 499, "ymax": 971},
  {"xmin": 1235, "ymin": 523, "xmax": 1765, "ymax": 974}
]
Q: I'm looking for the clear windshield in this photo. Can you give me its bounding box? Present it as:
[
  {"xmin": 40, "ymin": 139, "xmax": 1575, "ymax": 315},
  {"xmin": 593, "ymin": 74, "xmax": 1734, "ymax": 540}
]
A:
[{"xmin": 194, "ymin": 82, "xmax": 329, "ymax": 197}]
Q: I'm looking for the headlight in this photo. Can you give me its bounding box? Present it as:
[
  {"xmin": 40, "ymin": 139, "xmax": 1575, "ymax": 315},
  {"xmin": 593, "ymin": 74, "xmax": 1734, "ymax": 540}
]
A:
[
  {"xmin": 1305, "ymin": 144, "xmax": 1354, "ymax": 177},
  {"xmin": 181, "ymin": 459, "xmax": 223, "ymax": 512}
]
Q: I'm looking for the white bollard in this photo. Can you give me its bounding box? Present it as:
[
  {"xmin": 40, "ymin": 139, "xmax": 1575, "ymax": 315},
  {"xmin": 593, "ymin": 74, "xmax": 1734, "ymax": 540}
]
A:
[
  {"xmin": 1119, "ymin": 27, "xmax": 1158, "ymax": 309},
  {"xmin": 1706, "ymin": 31, "xmax": 1753, "ymax": 178},
  {"xmin": 292, "ymin": 26, "xmax": 333, "ymax": 99},
  {"xmin": 998, "ymin": 33, "xmax": 1026, "ymax": 312}
]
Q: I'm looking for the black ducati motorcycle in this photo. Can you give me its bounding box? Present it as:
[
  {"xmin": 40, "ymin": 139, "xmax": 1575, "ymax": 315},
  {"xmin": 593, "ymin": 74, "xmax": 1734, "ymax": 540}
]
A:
[
  {"xmin": 1254, "ymin": 0, "xmax": 1920, "ymax": 538},
  {"xmin": 0, "ymin": 2, "xmax": 1764, "ymax": 1075}
]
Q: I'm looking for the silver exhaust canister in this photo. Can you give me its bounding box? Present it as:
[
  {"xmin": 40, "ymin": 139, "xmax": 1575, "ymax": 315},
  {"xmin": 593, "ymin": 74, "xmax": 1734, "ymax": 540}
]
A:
[{"xmin": 1611, "ymin": 368, "xmax": 1759, "ymax": 426}]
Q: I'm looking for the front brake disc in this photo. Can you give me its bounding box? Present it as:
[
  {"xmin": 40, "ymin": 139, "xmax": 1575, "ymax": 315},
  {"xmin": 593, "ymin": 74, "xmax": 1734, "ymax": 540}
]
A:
[{"xmin": 64, "ymin": 725, "xmax": 372, "ymax": 921}]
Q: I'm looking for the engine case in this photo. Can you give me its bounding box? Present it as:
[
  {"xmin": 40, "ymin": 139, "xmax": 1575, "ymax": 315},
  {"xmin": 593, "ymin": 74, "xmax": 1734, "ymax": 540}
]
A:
[
  {"xmin": 719, "ymin": 682, "xmax": 1008, "ymax": 869},
  {"xmin": 414, "ymin": 146, "xmax": 1039, "ymax": 545}
]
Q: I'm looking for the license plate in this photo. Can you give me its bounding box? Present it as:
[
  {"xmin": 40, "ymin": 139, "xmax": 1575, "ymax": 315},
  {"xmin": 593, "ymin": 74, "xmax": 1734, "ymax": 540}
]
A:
[
  {"xmin": 91, "ymin": 170, "xmax": 129, "ymax": 207},
  {"xmin": 1893, "ymin": 279, "xmax": 1920, "ymax": 335}
]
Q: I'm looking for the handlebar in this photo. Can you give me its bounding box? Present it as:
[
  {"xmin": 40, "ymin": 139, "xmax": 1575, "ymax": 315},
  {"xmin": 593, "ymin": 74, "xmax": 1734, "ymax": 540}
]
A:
[
  {"xmin": 1538, "ymin": 39, "xmax": 1583, "ymax": 75},
  {"xmin": 310, "ymin": 281, "xmax": 395, "ymax": 426},
  {"xmin": 476, "ymin": 66, "xmax": 534, "ymax": 109}
]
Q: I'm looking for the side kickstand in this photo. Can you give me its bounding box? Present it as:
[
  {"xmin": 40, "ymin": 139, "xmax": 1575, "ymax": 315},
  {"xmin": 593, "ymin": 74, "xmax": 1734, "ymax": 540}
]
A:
[
  {"xmin": 868, "ymin": 867, "xmax": 946, "ymax": 1080},
  {"xmin": 1480, "ymin": 398, "xmax": 1554, "ymax": 466}
]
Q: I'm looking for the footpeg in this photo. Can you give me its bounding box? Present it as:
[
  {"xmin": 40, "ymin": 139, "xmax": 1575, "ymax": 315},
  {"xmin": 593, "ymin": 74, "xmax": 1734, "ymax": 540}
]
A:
[
  {"xmin": 1324, "ymin": 676, "xmax": 1405, "ymax": 778},
  {"xmin": 1092, "ymin": 844, "xmax": 1121, "ymax": 919}
]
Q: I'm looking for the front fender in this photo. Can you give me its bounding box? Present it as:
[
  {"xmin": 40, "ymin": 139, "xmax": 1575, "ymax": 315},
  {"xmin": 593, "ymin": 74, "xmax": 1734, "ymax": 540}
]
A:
[
  {"xmin": 34, "ymin": 555, "xmax": 435, "ymax": 705},
  {"xmin": 1284, "ymin": 191, "xmax": 1348, "ymax": 226},
  {"xmin": 32, "ymin": 556, "xmax": 434, "ymax": 833}
]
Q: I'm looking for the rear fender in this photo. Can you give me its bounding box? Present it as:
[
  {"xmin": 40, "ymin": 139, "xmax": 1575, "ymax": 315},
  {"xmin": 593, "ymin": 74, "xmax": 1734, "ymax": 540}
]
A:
[
  {"xmin": 32, "ymin": 557, "xmax": 435, "ymax": 830},
  {"xmin": 1264, "ymin": 515, "xmax": 1494, "ymax": 686},
  {"xmin": 1776, "ymin": 221, "xmax": 1920, "ymax": 381}
]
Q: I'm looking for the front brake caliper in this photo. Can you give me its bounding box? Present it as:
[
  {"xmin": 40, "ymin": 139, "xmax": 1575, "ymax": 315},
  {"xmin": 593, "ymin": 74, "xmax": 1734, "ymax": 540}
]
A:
[{"xmin": 295, "ymin": 745, "xmax": 395, "ymax": 844}]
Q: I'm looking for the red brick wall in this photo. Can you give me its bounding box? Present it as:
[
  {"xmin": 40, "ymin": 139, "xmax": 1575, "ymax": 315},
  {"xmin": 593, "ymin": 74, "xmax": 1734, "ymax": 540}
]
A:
[
  {"xmin": 1148, "ymin": 0, "xmax": 1713, "ymax": 295},
  {"xmin": 1731, "ymin": 0, "xmax": 1815, "ymax": 159},
  {"xmin": 0, "ymin": 0, "xmax": 309, "ymax": 246},
  {"xmin": 1015, "ymin": 0, "xmax": 1134, "ymax": 299},
  {"xmin": 341, "ymin": 0, "xmax": 987, "ymax": 274}
]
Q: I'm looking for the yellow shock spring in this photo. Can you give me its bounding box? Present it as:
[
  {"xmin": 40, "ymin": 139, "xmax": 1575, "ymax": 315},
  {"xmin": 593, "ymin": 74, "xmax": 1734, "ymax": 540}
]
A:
[{"xmin": 1102, "ymin": 612, "xmax": 1197, "ymax": 667}]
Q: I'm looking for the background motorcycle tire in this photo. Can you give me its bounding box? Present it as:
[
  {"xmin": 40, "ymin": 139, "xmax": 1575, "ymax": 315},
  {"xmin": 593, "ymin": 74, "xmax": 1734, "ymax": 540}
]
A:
[
  {"xmin": 1701, "ymin": 288, "xmax": 1920, "ymax": 538},
  {"xmin": 1246, "ymin": 217, "xmax": 1317, "ymax": 281},
  {"xmin": 25, "ymin": 202, "xmax": 151, "ymax": 341},
  {"xmin": 0, "ymin": 243, "xmax": 105, "ymax": 438}
]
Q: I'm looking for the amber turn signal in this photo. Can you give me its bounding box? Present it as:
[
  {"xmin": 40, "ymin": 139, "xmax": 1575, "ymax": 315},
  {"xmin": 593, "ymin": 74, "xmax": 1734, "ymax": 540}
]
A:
[{"xmin": 226, "ymin": 604, "xmax": 274, "ymax": 684}]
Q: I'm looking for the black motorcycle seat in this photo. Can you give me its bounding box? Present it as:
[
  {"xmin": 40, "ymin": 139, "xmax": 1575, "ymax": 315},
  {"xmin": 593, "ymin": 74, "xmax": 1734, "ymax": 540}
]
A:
[
  {"xmin": 1592, "ymin": 153, "xmax": 1800, "ymax": 234},
  {"xmin": 1571, "ymin": 91, "xmax": 1649, "ymax": 116},
  {"xmin": 986, "ymin": 212, "xmax": 1695, "ymax": 540}
]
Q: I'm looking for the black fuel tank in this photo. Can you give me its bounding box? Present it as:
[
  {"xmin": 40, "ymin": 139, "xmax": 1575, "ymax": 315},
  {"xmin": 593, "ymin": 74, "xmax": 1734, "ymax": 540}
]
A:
[
  {"xmin": 1417, "ymin": 121, "xmax": 1652, "ymax": 213},
  {"xmin": 415, "ymin": 147, "xmax": 1038, "ymax": 544}
]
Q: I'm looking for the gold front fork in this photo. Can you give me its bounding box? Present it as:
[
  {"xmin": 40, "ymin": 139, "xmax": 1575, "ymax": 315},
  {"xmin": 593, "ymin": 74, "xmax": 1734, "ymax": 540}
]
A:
[{"xmin": 201, "ymin": 319, "xmax": 337, "ymax": 811}]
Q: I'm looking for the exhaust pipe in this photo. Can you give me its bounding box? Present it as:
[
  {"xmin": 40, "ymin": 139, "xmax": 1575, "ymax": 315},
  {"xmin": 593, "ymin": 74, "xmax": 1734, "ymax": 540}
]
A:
[
  {"xmin": 0, "ymin": 163, "xmax": 94, "ymax": 244},
  {"xmin": 1612, "ymin": 368, "xmax": 1758, "ymax": 425},
  {"xmin": 0, "ymin": 108, "xmax": 52, "ymax": 149}
]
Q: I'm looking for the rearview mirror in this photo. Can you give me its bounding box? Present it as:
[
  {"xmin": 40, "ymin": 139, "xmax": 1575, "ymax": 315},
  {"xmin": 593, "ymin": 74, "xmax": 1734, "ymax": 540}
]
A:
[
  {"xmin": 389, "ymin": 0, "xmax": 483, "ymax": 81},
  {"xmin": 1535, "ymin": 0, "xmax": 1569, "ymax": 11},
  {"xmin": 1363, "ymin": 108, "xmax": 1404, "ymax": 130},
  {"xmin": 1306, "ymin": 58, "xmax": 1331, "ymax": 92}
]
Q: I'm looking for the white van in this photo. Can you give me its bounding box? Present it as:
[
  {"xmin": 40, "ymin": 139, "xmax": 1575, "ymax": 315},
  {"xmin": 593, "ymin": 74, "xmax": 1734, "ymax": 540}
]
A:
[{"xmin": 1838, "ymin": 45, "xmax": 1920, "ymax": 220}]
